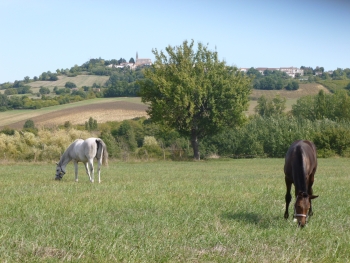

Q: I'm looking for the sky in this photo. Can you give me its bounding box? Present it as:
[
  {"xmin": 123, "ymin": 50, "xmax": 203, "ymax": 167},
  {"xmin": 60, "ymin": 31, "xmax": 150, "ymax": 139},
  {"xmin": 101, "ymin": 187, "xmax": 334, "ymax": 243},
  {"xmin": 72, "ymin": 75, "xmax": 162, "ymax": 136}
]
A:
[{"xmin": 0, "ymin": 0, "xmax": 349, "ymax": 83}]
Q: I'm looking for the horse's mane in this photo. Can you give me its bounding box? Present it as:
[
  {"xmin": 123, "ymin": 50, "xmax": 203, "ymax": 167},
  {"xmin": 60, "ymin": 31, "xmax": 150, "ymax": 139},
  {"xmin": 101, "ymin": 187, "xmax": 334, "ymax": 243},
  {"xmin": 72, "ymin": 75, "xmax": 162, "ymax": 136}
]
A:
[
  {"xmin": 292, "ymin": 144, "xmax": 307, "ymax": 193},
  {"xmin": 58, "ymin": 140, "xmax": 80, "ymax": 165}
]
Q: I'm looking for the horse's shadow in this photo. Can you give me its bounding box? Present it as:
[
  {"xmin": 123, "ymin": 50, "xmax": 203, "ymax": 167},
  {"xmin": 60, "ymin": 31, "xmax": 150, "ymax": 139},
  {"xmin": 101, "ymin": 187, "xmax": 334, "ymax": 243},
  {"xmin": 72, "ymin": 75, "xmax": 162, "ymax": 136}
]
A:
[{"xmin": 222, "ymin": 211, "xmax": 280, "ymax": 229}]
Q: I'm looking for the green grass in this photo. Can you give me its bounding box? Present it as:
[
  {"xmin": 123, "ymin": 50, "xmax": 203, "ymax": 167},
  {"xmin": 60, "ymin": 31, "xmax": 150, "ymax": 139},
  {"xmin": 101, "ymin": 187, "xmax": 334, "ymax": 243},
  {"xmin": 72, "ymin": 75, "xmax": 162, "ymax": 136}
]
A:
[
  {"xmin": 0, "ymin": 158, "xmax": 349, "ymax": 262},
  {"xmin": 317, "ymin": 79, "xmax": 350, "ymax": 93}
]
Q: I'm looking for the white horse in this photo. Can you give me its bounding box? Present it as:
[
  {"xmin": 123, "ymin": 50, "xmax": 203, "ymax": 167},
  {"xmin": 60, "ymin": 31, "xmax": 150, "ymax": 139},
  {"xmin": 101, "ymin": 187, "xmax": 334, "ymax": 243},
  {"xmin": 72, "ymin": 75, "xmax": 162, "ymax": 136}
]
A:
[{"xmin": 55, "ymin": 138, "xmax": 108, "ymax": 183}]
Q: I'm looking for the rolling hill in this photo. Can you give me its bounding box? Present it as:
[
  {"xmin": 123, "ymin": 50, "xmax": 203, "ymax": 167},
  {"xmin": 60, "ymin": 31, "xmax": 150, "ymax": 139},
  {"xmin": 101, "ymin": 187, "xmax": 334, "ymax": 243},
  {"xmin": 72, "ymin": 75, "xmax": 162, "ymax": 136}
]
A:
[
  {"xmin": 28, "ymin": 75, "xmax": 110, "ymax": 93},
  {"xmin": 0, "ymin": 75, "xmax": 330, "ymax": 129},
  {"xmin": 0, "ymin": 83, "xmax": 329, "ymax": 129},
  {"xmin": 0, "ymin": 97, "xmax": 148, "ymax": 129}
]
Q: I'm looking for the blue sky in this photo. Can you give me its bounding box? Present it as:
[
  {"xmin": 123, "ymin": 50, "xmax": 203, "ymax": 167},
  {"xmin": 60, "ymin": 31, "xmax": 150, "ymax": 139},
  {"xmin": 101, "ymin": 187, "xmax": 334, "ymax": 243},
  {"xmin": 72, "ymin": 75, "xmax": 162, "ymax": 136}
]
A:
[{"xmin": 0, "ymin": 0, "xmax": 349, "ymax": 83}]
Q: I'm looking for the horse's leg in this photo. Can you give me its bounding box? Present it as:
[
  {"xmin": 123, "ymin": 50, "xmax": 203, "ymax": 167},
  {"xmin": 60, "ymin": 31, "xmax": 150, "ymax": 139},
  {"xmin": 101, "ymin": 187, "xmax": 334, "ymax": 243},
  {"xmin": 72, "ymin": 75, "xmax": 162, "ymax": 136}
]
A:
[
  {"xmin": 308, "ymin": 171, "xmax": 316, "ymax": 216},
  {"xmin": 88, "ymin": 159, "xmax": 94, "ymax": 183},
  {"xmin": 97, "ymin": 157, "xmax": 102, "ymax": 183},
  {"xmin": 84, "ymin": 162, "xmax": 93, "ymax": 182},
  {"xmin": 74, "ymin": 161, "xmax": 79, "ymax": 182},
  {"xmin": 284, "ymin": 178, "xmax": 292, "ymax": 219}
]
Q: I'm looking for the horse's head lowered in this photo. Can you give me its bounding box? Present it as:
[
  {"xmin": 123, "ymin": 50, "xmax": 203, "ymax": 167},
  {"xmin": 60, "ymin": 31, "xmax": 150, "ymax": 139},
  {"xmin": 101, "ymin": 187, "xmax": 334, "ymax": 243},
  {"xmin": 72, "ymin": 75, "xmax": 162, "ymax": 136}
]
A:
[
  {"xmin": 55, "ymin": 162, "xmax": 66, "ymax": 180},
  {"xmin": 294, "ymin": 191, "xmax": 318, "ymax": 227}
]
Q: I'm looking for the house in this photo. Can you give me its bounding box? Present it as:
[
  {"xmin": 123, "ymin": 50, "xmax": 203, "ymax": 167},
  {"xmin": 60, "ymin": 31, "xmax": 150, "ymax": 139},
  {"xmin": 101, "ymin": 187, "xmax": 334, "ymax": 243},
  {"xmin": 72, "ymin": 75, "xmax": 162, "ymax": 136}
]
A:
[
  {"xmin": 106, "ymin": 52, "xmax": 152, "ymax": 70},
  {"xmin": 279, "ymin": 67, "xmax": 304, "ymax": 77},
  {"xmin": 135, "ymin": 52, "xmax": 152, "ymax": 66},
  {"xmin": 240, "ymin": 67, "xmax": 304, "ymax": 78}
]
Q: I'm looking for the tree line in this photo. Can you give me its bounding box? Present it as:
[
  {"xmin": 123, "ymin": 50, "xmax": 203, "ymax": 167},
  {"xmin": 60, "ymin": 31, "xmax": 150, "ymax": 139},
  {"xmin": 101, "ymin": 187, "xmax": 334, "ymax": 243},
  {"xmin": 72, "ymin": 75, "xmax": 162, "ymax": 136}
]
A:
[{"xmin": 1, "ymin": 41, "xmax": 350, "ymax": 160}]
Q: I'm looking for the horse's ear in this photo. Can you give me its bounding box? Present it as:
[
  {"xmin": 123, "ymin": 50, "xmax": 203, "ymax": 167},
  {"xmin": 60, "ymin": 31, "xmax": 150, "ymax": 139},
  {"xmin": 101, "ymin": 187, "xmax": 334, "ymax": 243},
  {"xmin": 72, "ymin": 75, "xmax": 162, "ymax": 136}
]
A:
[{"xmin": 309, "ymin": 195, "xmax": 318, "ymax": 200}]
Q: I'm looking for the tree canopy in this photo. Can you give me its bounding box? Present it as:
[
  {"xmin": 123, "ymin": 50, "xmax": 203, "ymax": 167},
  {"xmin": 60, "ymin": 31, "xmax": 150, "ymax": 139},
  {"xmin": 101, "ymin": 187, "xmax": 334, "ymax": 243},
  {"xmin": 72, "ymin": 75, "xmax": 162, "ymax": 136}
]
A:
[
  {"xmin": 255, "ymin": 95, "xmax": 286, "ymax": 117},
  {"xmin": 138, "ymin": 40, "xmax": 251, "ymax": 159}
]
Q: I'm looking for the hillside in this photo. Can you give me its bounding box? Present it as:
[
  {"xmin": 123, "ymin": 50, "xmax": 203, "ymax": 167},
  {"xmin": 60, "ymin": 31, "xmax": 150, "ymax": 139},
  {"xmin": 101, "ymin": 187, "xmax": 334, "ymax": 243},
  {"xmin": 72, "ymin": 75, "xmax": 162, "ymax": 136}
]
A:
[
  {"xmin": 0, "ymin": 97, "xmax": 148, "ymax": 129},
  {"xmin": 0, "ymin": 83, "xmax": 330, "ymax": 129},
  {"xmin": 28, "ymin": 75, "xmax": 110, "ymax": 91},
  {"xmin": 247, "ymin": 83, "xmax": 329, "ymax": 114}
]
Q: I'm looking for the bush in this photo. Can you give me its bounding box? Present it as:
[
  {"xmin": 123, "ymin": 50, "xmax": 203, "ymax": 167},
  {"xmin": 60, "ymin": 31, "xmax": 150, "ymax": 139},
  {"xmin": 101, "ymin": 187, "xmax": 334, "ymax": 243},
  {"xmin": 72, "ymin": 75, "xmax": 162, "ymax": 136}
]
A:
[
  {"xmin": 23, "ymin": 119, "xmax": 35, "ymax": 129},
  {"xmin": 65, "ymin": 82, "xmax": 77, "ymax": 89},
  {"xmin": 100, "ymin": 131, "xmax": 120, "ymax": 158},
  {"xmin": 313, "ymin": 125, "xmax": 350, "ymax": 157},
  {"xmin": 136, "ymin": 136, "xmax": 163, "ymax": 159}
]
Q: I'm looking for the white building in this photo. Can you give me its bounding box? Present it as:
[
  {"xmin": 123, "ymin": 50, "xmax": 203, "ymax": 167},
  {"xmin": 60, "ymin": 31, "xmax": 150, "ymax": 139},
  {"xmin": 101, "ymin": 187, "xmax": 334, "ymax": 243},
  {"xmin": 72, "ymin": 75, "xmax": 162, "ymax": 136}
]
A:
[{"xmin": 240, "ymin": 67, "xmax": 304, "ymax": 78}]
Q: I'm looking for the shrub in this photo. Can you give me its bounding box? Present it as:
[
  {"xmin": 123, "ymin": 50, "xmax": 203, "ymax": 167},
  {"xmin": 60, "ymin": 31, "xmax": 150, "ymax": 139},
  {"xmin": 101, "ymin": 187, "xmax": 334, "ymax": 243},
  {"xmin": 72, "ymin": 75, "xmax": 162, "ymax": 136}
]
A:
[
  {"xmin": 23, "ymin": 119, "xmax": 35, "ymax": 129},
  {"xmin": 100, "ymin": 131, "xmax": 120, "ymax": 158},
  {"xmin": 313, "ymin": 125, "xmax": 350, "ymax": 157},
  {"xmin": 137, "ymin": 136, "xmax": 163, "ymax": 160}
]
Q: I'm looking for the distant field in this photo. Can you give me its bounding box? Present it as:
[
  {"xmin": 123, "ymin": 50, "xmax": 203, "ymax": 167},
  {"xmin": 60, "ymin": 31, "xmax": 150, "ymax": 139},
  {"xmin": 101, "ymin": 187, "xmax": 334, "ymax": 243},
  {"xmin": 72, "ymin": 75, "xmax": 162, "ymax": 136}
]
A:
[
  {"xmin": 0, "ymin": 97, "xmax": 148, "ymax": 129},
  {"xmin": 317, "ymin": 79, "xmax": 350, "ymax": 93},
  {"xmin": 246, "ymin": 83, "xmax": 329, "ymax": 114},
  {"xmin": 0, "ymin": 83, "xmax": 329, "ymax": 129},
  {"xmin": 28, "ymin": 75, "xmax": 110, "ymax": 92}
]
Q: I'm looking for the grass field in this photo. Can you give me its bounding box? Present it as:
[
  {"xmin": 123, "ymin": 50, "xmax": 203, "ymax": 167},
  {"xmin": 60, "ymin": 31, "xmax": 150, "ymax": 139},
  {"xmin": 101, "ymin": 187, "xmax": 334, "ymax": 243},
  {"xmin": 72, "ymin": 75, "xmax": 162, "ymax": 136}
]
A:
[
  {"xmin": 317, "ymin": 79, "xmax": 350, "ymax": 93},
  {"xmin": 1, "ymin": 158, "xmax": 349, "ymax": 262},
  {"xmin": 246, "ymin": 83, "xmax": 328, "ymax": 114},
  {"xmin": 28, "ymin": 75, "xmax": 110, "ymax": 91}
]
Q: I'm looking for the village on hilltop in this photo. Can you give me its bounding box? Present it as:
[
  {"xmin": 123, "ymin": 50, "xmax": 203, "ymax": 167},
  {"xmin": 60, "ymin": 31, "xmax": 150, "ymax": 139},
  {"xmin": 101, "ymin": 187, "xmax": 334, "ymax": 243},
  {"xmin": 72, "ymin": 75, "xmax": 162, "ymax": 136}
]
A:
[
  {"xmin": 106, "ymin": 52, "xmax": 152, "ymax": 70},
  {"xmin": 240, "ymin": 67, "xmax": 304, "ymax": 78}
]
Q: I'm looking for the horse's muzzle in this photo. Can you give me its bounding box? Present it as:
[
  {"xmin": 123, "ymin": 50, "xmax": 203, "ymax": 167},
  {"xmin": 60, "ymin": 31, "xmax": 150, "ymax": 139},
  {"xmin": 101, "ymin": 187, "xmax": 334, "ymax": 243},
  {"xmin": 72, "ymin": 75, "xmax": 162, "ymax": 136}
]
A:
[
  {"xmin": 55, "ymin": 175, "xmax": 63, "ymax": 180},
  {"xmin": 298, "ymin": 221, "xmax": 306, "ymax": 228}
]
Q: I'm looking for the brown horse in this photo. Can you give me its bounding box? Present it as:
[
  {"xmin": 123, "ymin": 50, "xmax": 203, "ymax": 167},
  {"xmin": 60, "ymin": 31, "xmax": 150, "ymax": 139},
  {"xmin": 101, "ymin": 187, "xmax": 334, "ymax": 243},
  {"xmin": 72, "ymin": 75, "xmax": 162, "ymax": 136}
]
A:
[{"xmin": 284, "ymin": 140, "xmax": 318, "ymax": 227}]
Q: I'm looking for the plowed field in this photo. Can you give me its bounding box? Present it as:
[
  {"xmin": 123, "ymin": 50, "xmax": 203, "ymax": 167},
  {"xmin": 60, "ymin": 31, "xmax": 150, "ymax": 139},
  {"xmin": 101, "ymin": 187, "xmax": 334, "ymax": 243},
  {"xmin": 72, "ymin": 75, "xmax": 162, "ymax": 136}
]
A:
[{"xmin": 1, "ymin": 101, "xmax": 148, "ymax": 129}]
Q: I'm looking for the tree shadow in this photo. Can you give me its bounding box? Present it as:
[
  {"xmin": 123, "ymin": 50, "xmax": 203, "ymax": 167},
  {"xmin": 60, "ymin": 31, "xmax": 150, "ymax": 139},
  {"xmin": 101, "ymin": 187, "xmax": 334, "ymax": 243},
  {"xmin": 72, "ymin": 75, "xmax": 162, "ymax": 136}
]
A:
[{"xmin": 221, "ymin": 211, "xmax": 280, "ymax": 229}]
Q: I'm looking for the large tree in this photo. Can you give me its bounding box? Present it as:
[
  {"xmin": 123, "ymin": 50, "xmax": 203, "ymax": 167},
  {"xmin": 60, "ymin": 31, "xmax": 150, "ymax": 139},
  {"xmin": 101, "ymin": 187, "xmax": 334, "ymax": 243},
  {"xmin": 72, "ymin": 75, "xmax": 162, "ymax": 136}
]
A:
[{"xmin": 138, "ymin": 40, "xmax": 251, "ymax": 160}]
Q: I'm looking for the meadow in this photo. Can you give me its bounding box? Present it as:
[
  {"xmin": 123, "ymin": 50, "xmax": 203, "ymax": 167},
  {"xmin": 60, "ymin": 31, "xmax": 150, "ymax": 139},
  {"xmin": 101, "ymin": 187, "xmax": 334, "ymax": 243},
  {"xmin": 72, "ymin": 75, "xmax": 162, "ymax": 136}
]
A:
[
  {"xmin": 1, "ymin": 158, "xmax": 349, "ymax": 262},
  {"xmin": 28, "ymin": 75, "xmax": 110, "ymax": 91}
]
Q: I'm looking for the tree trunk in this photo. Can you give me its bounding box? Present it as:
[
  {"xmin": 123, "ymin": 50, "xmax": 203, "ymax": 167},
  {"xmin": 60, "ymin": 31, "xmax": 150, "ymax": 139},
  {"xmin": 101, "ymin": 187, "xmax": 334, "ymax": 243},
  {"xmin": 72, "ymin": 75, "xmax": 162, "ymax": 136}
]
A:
[{"xmin": 191, "ymin": 129, "xmax": 200, "ymax": 160}]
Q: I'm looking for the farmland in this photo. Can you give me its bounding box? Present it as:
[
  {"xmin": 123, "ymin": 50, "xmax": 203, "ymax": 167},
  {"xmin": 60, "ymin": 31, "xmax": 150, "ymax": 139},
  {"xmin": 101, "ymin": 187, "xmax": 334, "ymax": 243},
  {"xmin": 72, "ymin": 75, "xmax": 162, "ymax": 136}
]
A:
[
  {"xmin": 28, "ymin": 75, "xmax": 110, "ymax": 91},
  {"xmin": 0, "ymin": 83, "xmax": 329, "ymax": 129},
  {"xmin": 0, "ymin": 97, "xmax": 148, "ymax": 129},
  {"xmin": 247, "ymin": 83, "xmax": 330, "ymax": 114},
  {"xmin": 0, "ymin": 158, "xmax": 349, "ymax": 262}
]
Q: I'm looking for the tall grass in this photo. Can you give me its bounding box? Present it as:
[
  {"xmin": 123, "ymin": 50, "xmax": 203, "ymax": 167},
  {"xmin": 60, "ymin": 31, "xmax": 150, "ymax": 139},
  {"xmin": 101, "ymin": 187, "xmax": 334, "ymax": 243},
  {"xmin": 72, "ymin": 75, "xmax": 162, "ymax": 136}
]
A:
[{"xmin": 0, "ymin": 159, "xmax": 349, "ymax": 262}]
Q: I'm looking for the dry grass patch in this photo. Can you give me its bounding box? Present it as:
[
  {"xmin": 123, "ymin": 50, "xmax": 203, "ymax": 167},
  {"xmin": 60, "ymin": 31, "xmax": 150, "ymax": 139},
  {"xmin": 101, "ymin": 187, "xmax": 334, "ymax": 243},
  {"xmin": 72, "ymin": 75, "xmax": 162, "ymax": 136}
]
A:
[
  {"xmin": 28, "ymin": 75, "xmax": 110, "ymax": 89},
  {"xmin": 250, "ymin": 83, "xmax": 329, "ymax": 100},
  {"xmin": 246, "ymin": 83, "xmax": 330, "ymax": 115}
]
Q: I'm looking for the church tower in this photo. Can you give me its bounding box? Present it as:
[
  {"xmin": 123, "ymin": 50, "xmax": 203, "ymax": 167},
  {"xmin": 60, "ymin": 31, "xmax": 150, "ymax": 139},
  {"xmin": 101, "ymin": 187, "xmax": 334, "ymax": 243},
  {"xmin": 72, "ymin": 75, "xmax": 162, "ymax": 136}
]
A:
[{"xmin": 136, "ymin": 52, "xmax": 138, "ymax": 60}]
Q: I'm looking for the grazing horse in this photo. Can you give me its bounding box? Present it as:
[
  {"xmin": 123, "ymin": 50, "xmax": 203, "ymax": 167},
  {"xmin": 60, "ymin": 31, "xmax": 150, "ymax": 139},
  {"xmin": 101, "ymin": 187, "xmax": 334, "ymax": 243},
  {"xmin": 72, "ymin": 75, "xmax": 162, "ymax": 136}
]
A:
[
  {"xmin": 284, "ymin": 140, "xmax": 318, "ymax": 227},
  {"xmin": 55, "ymin": 138, "xmax": 108, "ymax": 183}
]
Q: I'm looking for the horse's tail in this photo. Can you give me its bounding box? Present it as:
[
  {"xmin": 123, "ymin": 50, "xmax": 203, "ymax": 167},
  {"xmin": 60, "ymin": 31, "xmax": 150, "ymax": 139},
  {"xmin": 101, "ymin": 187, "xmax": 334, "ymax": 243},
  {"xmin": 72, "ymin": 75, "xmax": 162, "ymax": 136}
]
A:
[
  {"xmin": 96, "ymin": 138, "xmax": 109, "ymax": 166},
  {"xmin": 292, "ymin": 144, "xmax": 306, "ymax": 193}
]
